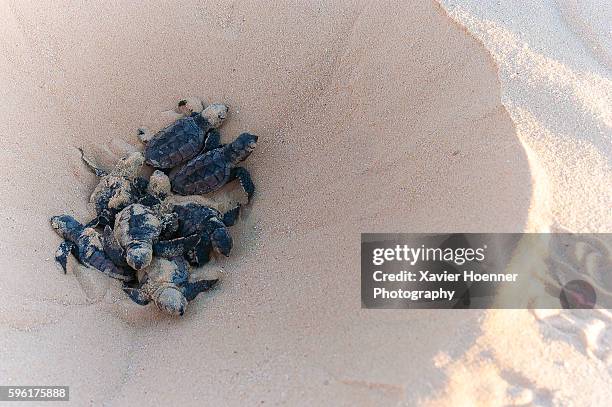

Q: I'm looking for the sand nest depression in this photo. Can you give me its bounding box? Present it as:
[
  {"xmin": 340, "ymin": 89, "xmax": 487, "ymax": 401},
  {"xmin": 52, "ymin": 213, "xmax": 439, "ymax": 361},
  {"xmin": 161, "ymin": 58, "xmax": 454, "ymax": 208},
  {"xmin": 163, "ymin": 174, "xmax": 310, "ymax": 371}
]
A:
[{"xmin": 3, "ymin": 0, "xmax": 607, "ymax": 405}]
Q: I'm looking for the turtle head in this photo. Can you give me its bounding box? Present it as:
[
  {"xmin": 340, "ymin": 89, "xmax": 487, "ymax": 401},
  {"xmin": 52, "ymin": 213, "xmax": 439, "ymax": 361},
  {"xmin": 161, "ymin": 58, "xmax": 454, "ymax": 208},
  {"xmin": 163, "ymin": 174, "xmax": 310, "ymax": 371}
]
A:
[
  {"xmin": 50, "ymin": 215, "xmax": 84, "ymax": 240},
  {"xmin": 211, "ymin": 227, "xmax": 233, "ymax": 257},
  {"xmin": 147, "ymin": 170, "xmax": 171, "ymax": 200},
  {"xmin": 112, "ymin": 151, "xmax": 145, "ymax": 179},
  {"xmin": 155, "ymin": 287, "xmax": 188, "ymax": 316},
  {"xmin": 199, "ymin": 103, "xmax": 228, "ymax": 128},
  {"xmin": 226, "ymin": 133, "xmax": 258, "ymax": 164},
  {"xmin": 126, "ymin": 242, "xmax": 153, "ymax": 270}
]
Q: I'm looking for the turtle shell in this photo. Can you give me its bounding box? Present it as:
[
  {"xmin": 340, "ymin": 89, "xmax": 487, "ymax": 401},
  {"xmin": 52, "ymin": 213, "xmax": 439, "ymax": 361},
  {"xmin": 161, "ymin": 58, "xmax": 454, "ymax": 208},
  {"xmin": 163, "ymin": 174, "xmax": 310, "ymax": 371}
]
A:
[
  {"xmin": 170, "ymin": 149, "xmax": 231, "ymax": 195},
  {"xmin": 114, "ymin": 204, "xmax": 162, "ymax": 248},
  {"xmin": 144, "ymin": 116, "xmax": 205, "ymax": 169},
  {"xmin": 139, "ymin": 256, "xmax": 190, "ymax": 288},
  {"xmin": 173, "ymin": 203, "xmax": 223, "ymax": 236},
  {"xmin": 89, "ymin": 176, "xmax": 140, "ymax": 225}
]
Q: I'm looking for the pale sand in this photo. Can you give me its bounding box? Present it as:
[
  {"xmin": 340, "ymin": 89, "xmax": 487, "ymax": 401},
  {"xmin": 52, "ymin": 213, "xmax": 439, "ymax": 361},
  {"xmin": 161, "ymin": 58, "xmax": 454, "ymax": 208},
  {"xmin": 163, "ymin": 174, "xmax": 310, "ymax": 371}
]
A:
[
  {"xmin": 430, "ymin": 1, "xmax": 612, "ymax": 406},
  {"xmin": 0, "ymin": 0, "xmax": 608, "ymax": 405}
]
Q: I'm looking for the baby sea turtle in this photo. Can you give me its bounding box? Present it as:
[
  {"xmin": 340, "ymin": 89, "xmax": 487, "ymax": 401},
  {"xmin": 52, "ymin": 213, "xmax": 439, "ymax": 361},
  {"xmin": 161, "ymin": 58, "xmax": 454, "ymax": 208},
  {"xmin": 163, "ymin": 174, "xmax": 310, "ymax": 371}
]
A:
[
  {"xmin": 123, "ymin": 256, "xmax": 218, "ymax": 316},
  {"xmin": 110, "ymin": 203, "xmax": 199, "ymax": 270},
  {"xmin": 139, "ymin": 102, "xmax": 228, "ymax": 169},
  {"xmin": 173, "ymin": 202, "xmax": 241, "ymax": 266},
  {"xmin": 50, "ymin": 215, "xmax": 134, "ymax": 281},
  {"xmin": 170, "ymin": 133, "xmax": 258, "ymax": 201},
  {"xmin": 80, "ymin": 150, "xmax": 147, "ymax": 227}
]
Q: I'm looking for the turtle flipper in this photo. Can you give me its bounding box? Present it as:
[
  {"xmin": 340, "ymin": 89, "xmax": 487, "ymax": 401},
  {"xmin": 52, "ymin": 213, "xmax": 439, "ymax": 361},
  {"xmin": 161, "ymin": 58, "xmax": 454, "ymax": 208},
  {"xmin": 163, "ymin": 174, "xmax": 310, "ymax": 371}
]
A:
[
  {"xmin": 203, "ymin": 129, "xmax": 222, "ymax": 151},
  {"xmin": 230, "ymin": 167, "xmax": 255, "ymax": 203},
  {"xmin": 222, "ymin": 205, "xmax": 241, "ymax": 226},
  {"xmin": 102, "ymin": 226, "xmax": 128, "ymax": 267},
  {"xmin": 122, "ymin": 286, "xmax": 151, "ymax": 306},
  {"xmin": 55, "ymin": 241, "xmax": 76, "ymax": 273},
  {"xmin": 153, "ymin": 234, "xmax": 200, "ymax": 258},
  {"xmin": 86, "ymin": 250, "xmax": 136, "ymax": 281},
  {"xmin": 78, "ymin": 148, "xmax": 108, "ymax": 177},
  {"xmin": 183, "ymin": 278, "xmax": 219, "ymax": 301}
]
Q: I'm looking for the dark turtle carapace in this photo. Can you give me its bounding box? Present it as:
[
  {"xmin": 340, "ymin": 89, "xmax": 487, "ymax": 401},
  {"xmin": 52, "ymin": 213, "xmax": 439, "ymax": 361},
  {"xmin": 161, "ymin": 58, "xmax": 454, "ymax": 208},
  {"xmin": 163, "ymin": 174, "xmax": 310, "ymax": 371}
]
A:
[
  {"xmin": 170, "ymin": 133, "xmax": 258, "ymax": 202},
  {"xmin": 140, "ymin": 102, "xmax": 228, "ymax": 169}
]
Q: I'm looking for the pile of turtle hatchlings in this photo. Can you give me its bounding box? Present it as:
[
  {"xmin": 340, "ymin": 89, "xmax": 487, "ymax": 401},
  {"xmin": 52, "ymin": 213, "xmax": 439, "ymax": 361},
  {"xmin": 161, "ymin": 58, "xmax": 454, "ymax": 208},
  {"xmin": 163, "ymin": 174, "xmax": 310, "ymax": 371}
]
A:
[{"xmin": 50, "ymin": 99, "xmax": 258, "ymax": 316}]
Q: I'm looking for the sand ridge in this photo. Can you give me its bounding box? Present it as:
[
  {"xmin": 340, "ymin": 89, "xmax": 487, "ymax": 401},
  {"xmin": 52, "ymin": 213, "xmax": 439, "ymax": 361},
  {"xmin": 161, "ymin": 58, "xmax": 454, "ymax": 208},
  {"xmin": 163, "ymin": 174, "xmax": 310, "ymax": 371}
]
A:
[
  {"xmin": 433, "ymin": 1, "xmax": 612, "ymax": 405},
  {"xmin": 1, "ymin": 0, "xmax": 606, "ymax": 405}
]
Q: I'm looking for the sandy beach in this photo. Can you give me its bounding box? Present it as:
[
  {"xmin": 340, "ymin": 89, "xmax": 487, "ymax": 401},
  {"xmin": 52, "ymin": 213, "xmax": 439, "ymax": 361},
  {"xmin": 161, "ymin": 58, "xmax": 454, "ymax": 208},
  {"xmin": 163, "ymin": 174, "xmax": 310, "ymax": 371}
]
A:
[{"xmin": 0, "ymin": 0, "xmax": 610, "ymax": 405}]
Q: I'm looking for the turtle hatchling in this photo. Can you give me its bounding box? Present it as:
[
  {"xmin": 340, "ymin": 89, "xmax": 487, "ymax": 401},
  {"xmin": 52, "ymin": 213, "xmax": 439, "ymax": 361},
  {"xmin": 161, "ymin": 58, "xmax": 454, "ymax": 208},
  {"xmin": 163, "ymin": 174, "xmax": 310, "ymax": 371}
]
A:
[
  {"xmin": 123, "ymin": 256, "xmax": 218, "ymax": 316},
  {"xmin": 109, "ymin": 203, "xmax": 199, "ymax": 270},
  {"xmin": 50, "ymin": 215, "xmax": 135, "ymax": 281},
  {"xmin": 139, "ymin": 101, "xmax": 228, "ymax": 169},
  {"xmin": 171, "ymin": 133, "xmax": 258, "ymax": 202},
  {"xmin": 173, "ymin": 202, "xmax": 241, "ymax": 266},
  {"xmin": 80, "ymin": 150, "xmax": 147, "ymax": 227}
]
